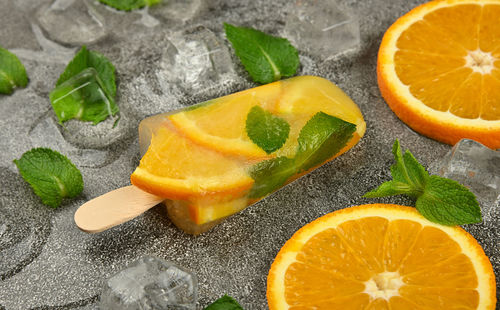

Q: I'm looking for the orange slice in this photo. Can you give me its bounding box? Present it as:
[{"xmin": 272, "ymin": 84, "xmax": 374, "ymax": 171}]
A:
[
  {"xmin": 169, "ymin": 81, "xmax": 282, "ymax": 159},
  {"xmin": 130, "ymin": 125, "xmax": 253, "ymax": 200},
  {"xmin": 267, "ymin": 204, "xmax": 496, "ymax": 310},
  {"xmin": 274, "ymin": 76, "xmax": 366, "ymax": 157},
  {"xmin": 378, "ymin": 0, "xmax": 500, "ymax": 149}
]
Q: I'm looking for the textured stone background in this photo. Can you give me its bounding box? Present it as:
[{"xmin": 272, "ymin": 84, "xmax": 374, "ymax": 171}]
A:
[{"xmin": 0, "ymin": 0, "xmax": 498, "ymax": 309}]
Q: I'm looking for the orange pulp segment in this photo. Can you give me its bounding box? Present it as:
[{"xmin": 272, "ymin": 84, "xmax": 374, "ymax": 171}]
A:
[{"xmin": 267, "ymin": 204, "xmax": 496, "ymax": 310}]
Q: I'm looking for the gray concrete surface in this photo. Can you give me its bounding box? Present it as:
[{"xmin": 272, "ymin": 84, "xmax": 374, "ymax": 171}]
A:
[{"xmin": 0, "ymin": 0, "xmax": 498, "ymax": 309}]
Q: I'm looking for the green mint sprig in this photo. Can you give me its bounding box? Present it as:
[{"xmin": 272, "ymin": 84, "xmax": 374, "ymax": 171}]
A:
[
  {"xmin": 14, "ymin": 148, "xmax": 84, "ymax": 208},
  {"xmin": 364, "ymin": 140, "xmax": 482, "ymax": 226},
  {"xmin": 98, "ymin": 0, "xmax": 160, "ymax": 11},
  {"xmin": 246, "ymin": 106, "xmax": 290, "ymax": 154},
  {"xmin": 224, "ymin": 23, "xmax": 299, "ymax": 84},
  {"xmin": 204, "ymin": 295, "xmax": 244, "ymax": 310},
  {"xmin": 249, "ymin": 112, "xmax": 356, "ymax": 198},
  {"xmin": 51, "ymin": 46, "xmax": 119, "ymax": 125},
  {"xmin": 0, "ymin": 46, "xmax": 28, "ymax": 95}
]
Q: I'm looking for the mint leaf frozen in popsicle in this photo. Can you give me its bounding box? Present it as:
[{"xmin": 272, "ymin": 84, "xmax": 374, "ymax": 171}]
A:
[
  {"xmin": 14, "ymin": 148, "xmax": 84, "ymax": 208},
  {"xmin": 248, "ymin": 112, "xmax": 356, "ymax": 199},
  {"xmin": 295, "ymin": 112, "xmax": 356, "ymax": 173},
  {"xmin": 224, "ymin": 23, "xmax": 299, "ymax": 84},
  {"xmin": 246, "ymin": 106, "xmax": 290, "ymax": 154},
  {"xmin": 249, "ymin": 156, "xmax": 296, "ymax": 199},
  {"xmin": 51, "ymin": 46, "xmax": 119, "ymax": 125},
  {"xmin": 0, "ymin": 46, "xmax": 28, "ymax": 95},
  {"xmin": 97, "ymin": 0, "xmax": 160, "ymax": 11}
]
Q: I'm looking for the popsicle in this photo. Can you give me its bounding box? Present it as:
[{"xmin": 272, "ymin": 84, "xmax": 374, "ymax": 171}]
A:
[
  {"xmin": 132, "ymin": 75, "xmax": 365, "ymax": 234},
  {"xmin": 75, "ymin": 76, "xmax": 366, "ymax": 234}
]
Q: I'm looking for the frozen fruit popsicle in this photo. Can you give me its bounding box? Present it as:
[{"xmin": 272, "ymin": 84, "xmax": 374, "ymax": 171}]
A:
[{"xmin": 130, "ymin": 76, "xmax": 366, "ymax": 234}]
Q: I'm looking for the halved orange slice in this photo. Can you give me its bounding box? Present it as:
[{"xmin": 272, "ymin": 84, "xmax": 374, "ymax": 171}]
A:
[
  {"xmin": 131, "ymin": 125, "xmax": 254, "ymax": 200},
  {"xmin": 267, "ymin": 204, "xmax": 496, "ymax": 310},
  {"xmin": 378, "ymin": 0, "xmax": 500, "ymax": 149},
  {"xmin": 169, "ymin": 82, "xmax": 283, "ymax": 159}
]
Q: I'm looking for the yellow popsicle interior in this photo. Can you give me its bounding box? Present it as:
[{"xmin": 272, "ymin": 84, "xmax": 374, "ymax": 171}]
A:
[{"xmin": 132, "ymin": 76, "xmax": 366, "ymax": 234}]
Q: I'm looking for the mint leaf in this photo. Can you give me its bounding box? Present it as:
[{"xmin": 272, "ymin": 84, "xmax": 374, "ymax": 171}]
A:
[
  {"xmin": 364, "ymin": 140, "xmax": 482, "ymax": 226},
  {"xmin": 13, "ymin": 148, "xmax": 84, "ymax": 208},
  {"xmin": 417, "ymin": 176, "xmax": 482, "ymax": 225},
  {"xmin": 249, "ymin": 156, "xmax": 296, "ymax": 198},
  {"xmin": 248, "ymin": 112, "xmax": 356, "ymax": 199},
  {"xmin": 224, "ymin": 23, "xmax": 299, "ymax": 84},
  {"xmin": 97, "ymin": 0, "xmax": 160, "ymax": 11},
  {"xmin": 246, "ymin": 106, "xmax": 290, "ymax": 154},
  {"xmin": 0, "ymin": 46, "xmax": 28, "ymax": 95},
  {"xmin": 390, "ymin": 140, "xmax": 428, "ymax": 195},
  {"xmin": 51, "ymin": 46, "xmax": 118, "ymax": 125},
  {"xmin": 204, "ymin": 295, "xmax": 244, "ymax": 310},
  {"xmin": 296, "ymin": 112, "xmax": 356, "ymax": 173}
]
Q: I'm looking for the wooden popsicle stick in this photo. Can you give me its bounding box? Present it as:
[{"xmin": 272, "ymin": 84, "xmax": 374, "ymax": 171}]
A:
[{"xmin": 74, "ymin": 185, "xmax": 165, "ymax": 233}]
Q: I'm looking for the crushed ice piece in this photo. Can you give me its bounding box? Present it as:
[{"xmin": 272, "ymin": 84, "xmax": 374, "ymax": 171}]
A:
[
  {"xmin": 10, "ymin": 23, "xmax": 76, "ymax": 64},
  {"xmin": 0, "ymin": 168, "xmax": 51, "ymax": 281},
  {"xmin": 29, "ymin": 116, "xmax": 110, "ymax": 168},
  {"xmin": 43, "ymin": 67, "xmax": 131, "ymax": 150},
  {"xmin": 432, "ymin": 139, "xmax": 500, "ymax": 206},
  {"xmin": 0, "ymin": 0, "xmax": 39, "ymax": 50},
  {"xmin": 87, "ymin": 1, "xmax": 161, "ymax": 38},
  {"xmin": 134, "ymin": 7, "xmax": 160, "ymax": 28},
  {"xmin": 149, "ymin": 0, "xmax": 203, "ymax": 23},
  {"xmin": 283, "ymin": 0, "xmax": 360, "ymax": 59},
  {"xmin": 159, "ymin": 25, "xmax": 237, "ymax": 95},
  {"xmin": 99, "ymin": 256, "xmax": 197, "ymax": 310},
  {"xmin": 36, "ymin": 0, "xmax": 107, "ymax": 45},
  {"xmin": 49, "ymin": 67, "xmax": 116, "ymax": 125}
]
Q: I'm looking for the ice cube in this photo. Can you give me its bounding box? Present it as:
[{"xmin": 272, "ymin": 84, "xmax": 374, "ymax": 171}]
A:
[
  {"xmin": 159, "ymin": 25, "xmax": 237, "ymax": 95},
  {"xmin": 0, "ymin": 168, "xmax": 51, "ymax": 281},
  {"xmin": 283, "ymin": 0, "xmax": 360, "ymax": 59},
  {"xmin": 0, "ymin": 0, "xmax": 39, "ymax": 50},
  {"xmin": 49, "ymin": 67, "xmax": 117, "ymax": 125},
  {"xmin": 36, "ymin": 0, "xmax": 107, "ymax": 45},
  {"xmin": 134, "ymin": 7, "xmax": 160, "ymax": 28},
  {"xmin": 10, "ymin": 23, "xmax": 77, "ymax": 64},
  {"xmin": 99, "ymin": 256, "xmax": 197, "ymax": 310},
  {"xmin": 29, "ymin": 117, "xmax": 110, "ymax": 167},
  {"xmin": 149, "ymin": 0, "xmax": 204, "ymax": 23},
  {"xmin": 432, "ymin": 139, "xmax": 500, "ymax": 205}
]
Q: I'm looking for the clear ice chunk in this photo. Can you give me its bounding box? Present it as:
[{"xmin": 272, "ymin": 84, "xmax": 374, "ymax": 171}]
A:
[
  {"xmin": 36, "ymin": 0, "xmax": 107, "ymax": 45},
  {"xmin": 159, "ymin": 25, "xmax": 236, "ymax": 95},
  {"xmin": 28, "ymin": 117, "xmax": 110, "ymax": 167},
  {"xmin": 0, "ymin": 168, "xmax": 51, "ymax": 281},
  {"xmin": 432, "ymin": 139, "xmax": 500, "ymax": 205},
  {"xmin": 9, "ymin": 23, "xmax": 77, "ymax": 64},
  {"xmin": 99, "ymin": 256, "xmax": 198, "ymax": 310},
  {"xmin": 49, "ymin": 67, "xmax": 117, "ymax": 125},
  {"xmin": 283, "ymin": 0, "xmax": 360, "ymax": 59},
  {"xmin": 0, "ymin": 0, "xmax": 39, "ymax": 50},
  {"xmin": 149, "ymin": 0, "xmax": 203, "ymax": 23}
]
